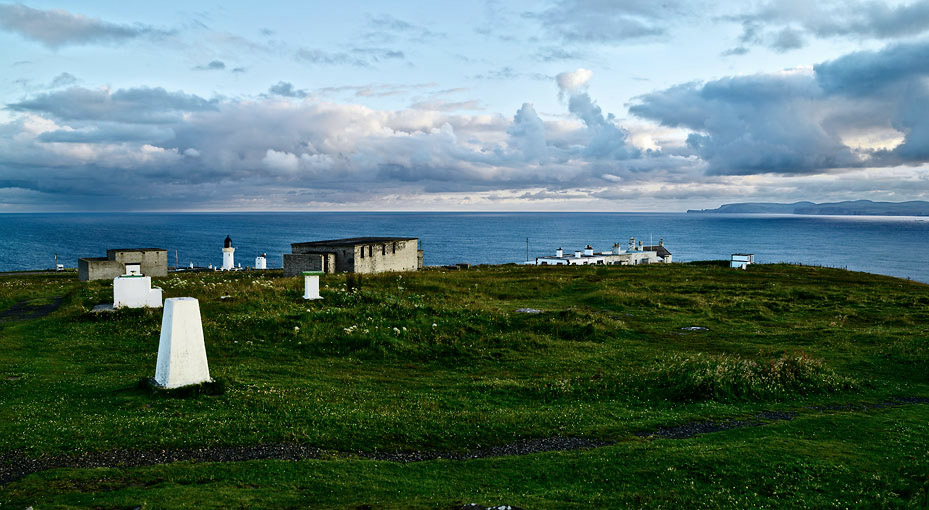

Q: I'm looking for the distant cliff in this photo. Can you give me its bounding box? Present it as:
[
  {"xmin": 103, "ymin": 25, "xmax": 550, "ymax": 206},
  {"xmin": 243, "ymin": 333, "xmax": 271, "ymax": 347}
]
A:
[{"xmin": 687, "ymin": 200, "xmax": 929, "ymax": 216}]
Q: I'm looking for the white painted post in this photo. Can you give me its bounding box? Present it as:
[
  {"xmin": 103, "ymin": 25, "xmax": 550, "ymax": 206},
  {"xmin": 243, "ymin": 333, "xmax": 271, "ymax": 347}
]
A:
[
  {"xmin": 154, "ymin": 297, "xmax": 211, "ymax": 388},
  {"xmin": 303, "ymin": 271, "xmax": 323, "ymax": 300}
]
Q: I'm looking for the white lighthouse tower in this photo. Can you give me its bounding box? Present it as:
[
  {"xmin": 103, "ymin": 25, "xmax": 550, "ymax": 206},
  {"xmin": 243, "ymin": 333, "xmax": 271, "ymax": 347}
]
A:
[{"xmin": 222, "ymin": 235, "xmax": 235, "ymax": 270}]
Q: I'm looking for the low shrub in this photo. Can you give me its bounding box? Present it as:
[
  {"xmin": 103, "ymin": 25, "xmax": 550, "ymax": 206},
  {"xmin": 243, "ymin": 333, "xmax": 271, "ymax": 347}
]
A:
[{"xmin": 648, "ymin": 352, "xmax": 858, "ymax": 401}]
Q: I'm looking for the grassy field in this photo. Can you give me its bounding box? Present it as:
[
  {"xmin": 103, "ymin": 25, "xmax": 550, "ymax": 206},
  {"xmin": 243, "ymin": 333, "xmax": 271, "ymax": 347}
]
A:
[{"xmin": 1, "ymin": 262, "xmax": 928, "ymax": 508}]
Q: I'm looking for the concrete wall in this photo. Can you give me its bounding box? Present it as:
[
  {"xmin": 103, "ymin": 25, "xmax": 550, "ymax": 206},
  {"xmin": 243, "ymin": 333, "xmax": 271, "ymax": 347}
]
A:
[
  {"xmin": 79, "ymin": 258, "xmax": 124, "ymax": 281},
  {"xmin": 283, "ymin": 253, "xmax": 336, "ymax": 276},
  {"xmin": 108, "ymin": 249, "xmax": 168, "ymax": 277},
  {"xmin": 291, "ymin": 246, "xmax": 354, "ymax": 273},
  {"xmin": 352, "ymin": 239, "xmax": 418, "ymax": 274}
]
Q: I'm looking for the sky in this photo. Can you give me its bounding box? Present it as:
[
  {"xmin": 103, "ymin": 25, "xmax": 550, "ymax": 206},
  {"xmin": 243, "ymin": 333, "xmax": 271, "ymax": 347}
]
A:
[{"xmin": 3, "ymin": 1, "xmax": 929, "ymax": 212}]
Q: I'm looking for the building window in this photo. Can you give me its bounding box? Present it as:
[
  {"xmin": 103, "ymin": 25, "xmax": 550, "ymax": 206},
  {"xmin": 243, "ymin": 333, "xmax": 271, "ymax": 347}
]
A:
[
  {"xmin": 392, "ymin": 242, "xmax": 397, "ymax": 254},
  {"xmin": 368, "ymin": 246, "xmax": 373, "ymax": 257},
  {"xmin": 360, "ymin": 246, "xmax": 365, "ymax": 258},
  {"xmin": 382, "ymin": 245, "xmax": 386, "ymax": 256}
]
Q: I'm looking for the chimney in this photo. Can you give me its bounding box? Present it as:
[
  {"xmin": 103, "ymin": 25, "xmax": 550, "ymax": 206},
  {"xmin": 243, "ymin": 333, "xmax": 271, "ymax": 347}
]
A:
[
  {"xmin": 612, "ymin": 243, "xmax": 621, "ymax": 255},
  {"xmin": 575, "ymin": 250, "xmax": 582, "ymax": 258},
  {"xmin": 659, "ymin": 238, "xmax": 664, "ymax": 247},
  {"xmin": 638, "ymin": 241, "xmax": 643, "ymax": 251},
  {"xmin": 584, "ymin": 245, "xmax": 594, "ymax": 256},
  {"xmin": 629, "ymin": 237, "xmax": 635, "ymax": 251},
  {"xmin": 556, "ymin": 248, "xmax": 563, "ymax": 258}
]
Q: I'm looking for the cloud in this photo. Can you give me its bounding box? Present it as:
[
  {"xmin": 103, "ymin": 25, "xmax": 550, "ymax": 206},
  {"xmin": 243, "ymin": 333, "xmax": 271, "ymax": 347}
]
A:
[
  {"xmin": 631, "ymin": 39, "xmax": 929, "ymax": 175},
  {"xmin": 814, "ymin": 39, "xmax": 929, "ymax": 95},
  {"xmin": 472, "ymin": 67, "xmax": 551, "ymax": 81},
  {"xmin": 409, "ymin": 100, "xmax": 482, "ymax": 111},
  {"xmin": 630, "ymin": 71, "xmax": 860, "ymax": 175},
  {"xmin": 268, "ymin": 81, "xmax": 308, "ymax": 98},
  {"xmin": 314, "ymin": 82, "xmax": 436, "ymax": 98},
  {"xmin": 556, "ymin": 68, "xmax": 593, "ymax": 95},
  {"xmin": 0, "ymin": 70, "xmax": 681, "ymax": 210},
  {"xmin": 534, "ymin": 46, "xmax": 587, "ymax": 62},
  {"xmin": 363, "ymin": 13, "xmax": 444, "ymax": 43},
  {"xmin": 295, "ymin": 47, "xmax": 405, "ymax": 67},
  {"xmin": 725, "ymin": 0, "xmax": 929, "ymax": 52},
  {"xmin": 7, "ymin": 86, "xmax": 218, "ymax": 123},
  {"xmin": 524, "ymin": 0, "xmax": 683, "ymax": 43},
  {"xmin": 507, "ymin": 103, "xmax": 548, "ymax": 162},
  {"xmin": 0, "ymin": 3, "xmax": 173, "ymax": 48},
  {"xmin": 194, "ymin": 60, "xmax": 226, "ymax": 71},
  {"xmin": 49, "ymin": 72, "xmax": 78, "ymax": 88},
  {"xmin": 721, "ymin": 46, "xmax": 750, "ymax": 57},
  {"xmin": 770, "ymin": 27, "xmax": 804, "ymax": 52}
]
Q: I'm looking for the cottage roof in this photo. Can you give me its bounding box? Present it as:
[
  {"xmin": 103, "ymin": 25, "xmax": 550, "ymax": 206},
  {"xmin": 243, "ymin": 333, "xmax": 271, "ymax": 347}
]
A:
[{"xmin": 643, "ymin": 245, "xmax": 672, "ymax": 258}]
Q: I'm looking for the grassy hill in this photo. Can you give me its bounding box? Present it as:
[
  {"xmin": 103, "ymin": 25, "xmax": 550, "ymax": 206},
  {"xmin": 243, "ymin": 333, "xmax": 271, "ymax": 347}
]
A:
[{"xmin": 1, "ymin": 263, "xmax": 928, "ymax": 509}]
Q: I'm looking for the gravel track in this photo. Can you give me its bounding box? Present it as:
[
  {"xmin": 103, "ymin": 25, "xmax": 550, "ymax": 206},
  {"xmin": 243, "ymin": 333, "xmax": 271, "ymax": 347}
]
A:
[
  {"xmin": 0, "ymin": 295, "xmax": 65, "ymax": 324},
  {"xmin": 2, "ymin": 397, "xmax": 927, "ymax": 484}
]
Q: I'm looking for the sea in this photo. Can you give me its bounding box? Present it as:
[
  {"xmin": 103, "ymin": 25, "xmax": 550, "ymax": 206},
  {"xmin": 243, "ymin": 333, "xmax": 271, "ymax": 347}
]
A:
[{"xmin": 1, "ymin": 212, "xmax": 927, "ymax": 282}]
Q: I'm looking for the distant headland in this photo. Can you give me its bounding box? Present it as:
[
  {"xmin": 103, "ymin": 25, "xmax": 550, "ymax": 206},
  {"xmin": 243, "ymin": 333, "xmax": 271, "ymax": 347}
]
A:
[{"xmin": 687, "ymin": 200, "xmax": 929, "ymax": 216}]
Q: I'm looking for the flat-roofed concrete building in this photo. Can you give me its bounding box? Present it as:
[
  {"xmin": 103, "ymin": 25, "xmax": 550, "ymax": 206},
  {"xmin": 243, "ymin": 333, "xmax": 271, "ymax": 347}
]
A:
[
  {"xmin": 284, "ymin": 237, "xmax": 420, "ymax": 276},
  {"xmin": 79, "ymin": 248, "xmax": 168, "ymax": 281}
]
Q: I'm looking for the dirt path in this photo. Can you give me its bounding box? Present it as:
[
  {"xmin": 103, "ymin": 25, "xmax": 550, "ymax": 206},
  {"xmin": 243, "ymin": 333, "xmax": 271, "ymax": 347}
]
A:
[
  {"xmin": 1, "ymin": 396, "xmax": 926, "ymax": 484},
  {"xmin": 0, "ymin": 295, "xmax": 65, "ymax": 324}
]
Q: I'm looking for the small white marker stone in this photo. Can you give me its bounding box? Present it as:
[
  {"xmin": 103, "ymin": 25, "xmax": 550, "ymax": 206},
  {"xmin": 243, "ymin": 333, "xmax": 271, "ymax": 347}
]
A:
[
  {"xmin": 154, "ymin": 297, "xmax": 211, "ymax": 388},
  {"xmin": 303, "ymin": 271, "xmax": 323, "ymax": 300},
  {"xmin": 113, "ymin": 275, "xmax": 162, "ymax": 309}
]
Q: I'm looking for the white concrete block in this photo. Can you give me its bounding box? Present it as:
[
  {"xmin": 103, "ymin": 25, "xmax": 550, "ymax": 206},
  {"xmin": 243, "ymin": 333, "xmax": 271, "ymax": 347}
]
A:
[
  {"xmin": 303, "ymin": 271, "xmax": 323, "ymax": 300},
  {"xmin": 113, "ymin": 275, "xmax": 163, "ymax": 309},
  {"xmin": 154, "ymin": 297, "xmax": 211, "ymax": 388}
]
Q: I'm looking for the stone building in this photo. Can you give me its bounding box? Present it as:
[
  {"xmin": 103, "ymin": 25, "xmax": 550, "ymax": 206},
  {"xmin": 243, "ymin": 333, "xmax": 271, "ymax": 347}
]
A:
[
  {"xmin": 78, "ymin": 248, "xmax": 168, "ymax": 281},
  {"xmin": 284, "ymin": 237, "xmax": 420, "ymax": 276}
]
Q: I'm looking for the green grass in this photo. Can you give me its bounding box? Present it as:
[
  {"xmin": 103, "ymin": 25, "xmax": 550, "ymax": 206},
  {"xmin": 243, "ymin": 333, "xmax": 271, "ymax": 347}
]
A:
[{"xmin": 1, "ymin": 263, "xmax": 928, "ymax": 508}]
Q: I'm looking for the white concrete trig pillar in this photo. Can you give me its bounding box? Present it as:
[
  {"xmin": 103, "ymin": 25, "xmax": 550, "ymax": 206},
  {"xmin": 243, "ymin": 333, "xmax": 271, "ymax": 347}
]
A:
[
  {"xmin": 154, "ymin": 297, "xmax": 211, "ymax": 388},
  {"xmin": 303, "ymin": 271, "xmax": 323, "ymax": 300}
]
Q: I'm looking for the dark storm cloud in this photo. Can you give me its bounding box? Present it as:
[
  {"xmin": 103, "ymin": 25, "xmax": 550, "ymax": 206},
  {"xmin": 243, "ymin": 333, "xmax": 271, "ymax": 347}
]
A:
[{"xmin": 0, "ymin": 3, "xmax": 174, "ymax": 48}]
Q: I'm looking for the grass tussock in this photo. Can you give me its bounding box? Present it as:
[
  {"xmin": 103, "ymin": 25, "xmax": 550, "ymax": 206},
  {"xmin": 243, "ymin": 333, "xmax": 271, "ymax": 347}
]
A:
[
  {"xmin": 136, "ymin": 377, "xmax": 227, "ymax": 398},
  {"xmin": 649, "ymin": 352, "xmax": 859, "ymax": 402}
]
